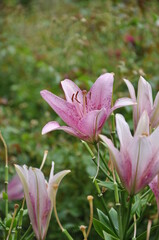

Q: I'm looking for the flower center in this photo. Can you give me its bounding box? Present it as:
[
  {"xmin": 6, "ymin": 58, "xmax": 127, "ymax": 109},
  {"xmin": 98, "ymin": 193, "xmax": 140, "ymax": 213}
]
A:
[{"xmin": 71, "ymin": 90, "xmax": 88, "ymax": 116}]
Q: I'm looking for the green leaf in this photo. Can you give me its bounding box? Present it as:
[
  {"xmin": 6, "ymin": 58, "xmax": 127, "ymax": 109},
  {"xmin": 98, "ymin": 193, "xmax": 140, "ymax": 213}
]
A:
[
  {"xmin": 2, "ymin": 192, "xmax": 8, "ymax": 200},
  {"xmin": 109, "ymin": 208, "xmax": 119, "ymax": 231},
  {"xmin": 97, "ymin": 208, "xmax": 119, "ymax": 232},
  {"xmin": 136, "ymin": 225, "xmax": 159, "ymax": 240},
  {"xmin": 93, "ymin": 218, "xmax": 118, "ymax": 239},
  {"xmin": 103, "ymin": 231, "xmax": 119, "ymax": 240},
  {"xmin": 98, "ymin": 181, "xmax": 115, "ymax": 191}
]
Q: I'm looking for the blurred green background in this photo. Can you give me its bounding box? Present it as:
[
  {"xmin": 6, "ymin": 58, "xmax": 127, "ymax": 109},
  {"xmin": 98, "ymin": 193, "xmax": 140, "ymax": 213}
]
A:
[{"xmin": 0, "ymin": 0, "xmax": 159, "ymax": 239}]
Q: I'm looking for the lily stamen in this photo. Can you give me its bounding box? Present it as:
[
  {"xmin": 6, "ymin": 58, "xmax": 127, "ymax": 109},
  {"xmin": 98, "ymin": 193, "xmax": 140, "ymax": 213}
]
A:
[
  {"xmin": 82, "ymin": 90, "xmax": 87, "ymax": 114},
  {"xmin": 71, "ymin": 93, "xmax": 75, "ymax": 102}
]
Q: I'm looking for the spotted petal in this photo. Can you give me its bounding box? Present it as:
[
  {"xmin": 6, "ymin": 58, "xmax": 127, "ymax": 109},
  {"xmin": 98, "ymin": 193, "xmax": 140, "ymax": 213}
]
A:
[
  {"xmin": 40, "ymin": 90, "xmax": 80, "ymax": 129},
  {"xmin": 87, "ymin": 73, "xmax": 114, "ymax": 111},
  {"xmin": 61, "ymin": 79, "xmax": 83, "ymax": 103}
]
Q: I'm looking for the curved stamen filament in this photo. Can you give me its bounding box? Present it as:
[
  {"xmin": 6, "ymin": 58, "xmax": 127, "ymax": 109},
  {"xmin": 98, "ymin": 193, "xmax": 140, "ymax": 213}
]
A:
[{"xmin": 82, "ymin": 90, "xmax": 87, "ymax": 114}]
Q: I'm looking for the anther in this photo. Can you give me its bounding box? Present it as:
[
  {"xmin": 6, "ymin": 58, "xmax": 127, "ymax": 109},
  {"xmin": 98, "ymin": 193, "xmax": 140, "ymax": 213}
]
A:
[
  {"xmin": 71, "ymin": 93, "xmax": 75, "ymax": 102},
  {"xmin": 75, "ymin": 91, "xmax": 80, "ymax": 103}
]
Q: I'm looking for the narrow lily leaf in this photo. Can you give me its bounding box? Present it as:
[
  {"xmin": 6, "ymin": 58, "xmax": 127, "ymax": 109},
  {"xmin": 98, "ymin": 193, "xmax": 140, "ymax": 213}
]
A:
[
  {"xmin": 103, "ymin": 231, "xmax": 120, "ymax": 240},
  {"xmin": 98, "ymin": 181, "xmax": 122, "ymax": 191},
  {"xmin": 109, "ymin": 208, "xmax": 119, "ymax": 231},
  {"xmin": 136, "ymin": 225, "xmax": 159, "ymax": 240},
  {"xmin": 93, "ymin": 217, "xmax": 118, "ymax": 238},
  {"xmin": 97, "ymin": 209, "xmax": 111, "ymax": 228},
  {"xmin": 98, "ymin": 181, "xmax": 115, "ymax": 191},
  {"xmin": 131, "ymin": 198, "xmax": 141, "ymax": 217}
]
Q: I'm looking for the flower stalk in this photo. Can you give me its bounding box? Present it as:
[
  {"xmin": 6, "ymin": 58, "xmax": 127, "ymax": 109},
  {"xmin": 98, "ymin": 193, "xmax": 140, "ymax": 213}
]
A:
[
  {"xmin": 6, "ymin": 204, "xmax": 19, "ymax": 240},
  {"xmin": 86, "ymin": 195, "xmax": 94, "ymax": 238},
  {"xmin": 0, "ymin": 132, "xmax": 9, "ymax": 217},
  {"xmin": 94, "ymin": 180, "xmax": 118, "ymax": 236},
  {"xmin": 17, "ymin": 198, "xmax": 25, "ymax": 240},
  {"xmin": 80, "ymin": 225, "xmax": 87, "ymax": 240},
  {"xmin": 53, "ymin": 184, "xmax": 73, "ymax": 240}
]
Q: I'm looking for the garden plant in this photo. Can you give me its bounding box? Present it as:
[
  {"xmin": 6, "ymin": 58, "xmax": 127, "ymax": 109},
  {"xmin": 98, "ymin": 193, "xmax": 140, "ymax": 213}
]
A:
[{"xmin": 1, "ymin": 1, "xmax": 159, "ymax": 240}]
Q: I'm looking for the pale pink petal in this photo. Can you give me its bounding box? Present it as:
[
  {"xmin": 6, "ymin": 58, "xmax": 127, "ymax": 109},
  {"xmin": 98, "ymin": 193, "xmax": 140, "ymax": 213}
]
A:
[
  {"xmin": 135, "ymin": 111, "xmax": 149, "ymax": 136},
  {"xmin": 8, "ymin": 175, "xmax": 24, "ymax": 200},
  {"xmin": 40, "ymin": 90, "xmax": 80, "ymax": 129},
  {"xmin": 137, "ymin": 76, "xmax": 153, "ymax": 119},
  {"xmin": 149, "ymin": 126, "xmax": 159, "ymax": 154},
  {"xmin": 61, "ymin": 79, "xmax": 83, "ymax": 103},
  {"xmin": 116, "ymin": 114, "xmax": 132, "ymax": 149},
  {"xmin": 48, "ymin": 162, "xmax": 70, "ymax": 205},
  {"xmin": 87, "ymin": 73, "xmax": 114, "ymax": 111},
  {"xmin": 123, "ymin": 79, "xmax": 137, "ymax": 102},
  {"xmin": 150, "ymin": 92, "xmax": 159, "ymax": 128},
  {"xmin": 29, "ymin": 168, "xmax": 51, "ymax": 239},
  {"xmin": 124, "ymin": 136, "xmax": 140, "ymax": 194},
  {"xmin": 78, "ymin": 109, "xmax": 107, "ymax": 142},
  {"xmin": 41, "ymin": 121, "xmax": 84, "ymax": 139},
  {"xmin": 110, "ymin": 97, "xmax": 136, "ymax": 113},
  {"xmin": 135, "ymin": 137, "xmax": 153, "ymax": 193},
  {"xmin": 99, "ymin": 134, "xmax": 120, "ymax": 172},
  {"xmin": 149, "ymin": 176, "xmax": 159, "ymax": 213},
  {"xmin": 15, "ymin": 165, "xmax": 39, "ymax": 239},
  {"xmin": 124, "ymin": 79, "xmax": 137, "ymax": 129}
]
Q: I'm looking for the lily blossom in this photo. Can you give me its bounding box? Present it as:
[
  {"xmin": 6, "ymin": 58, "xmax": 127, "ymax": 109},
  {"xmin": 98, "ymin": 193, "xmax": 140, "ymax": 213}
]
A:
[
  {"xmin": 149, "ymin": 175, "xmax": 159, "ymax": 214},
  {"xmin": 100, "ymin": 111, "xmax": 159, "ymax": 195},
  {"xmin": 15, "ymin": 162, "xmax": 70, "ymax": 240},
  {"xmin": 124, "ymin": 76, "xmax": 159, "ymax": 129},
  {"xmin": 0, "ymin": 174, "xmax": 24, "ymax": 201},
  {"xmin": 40, "ymin": 73, "xmax": 135, "ymax": 142}
]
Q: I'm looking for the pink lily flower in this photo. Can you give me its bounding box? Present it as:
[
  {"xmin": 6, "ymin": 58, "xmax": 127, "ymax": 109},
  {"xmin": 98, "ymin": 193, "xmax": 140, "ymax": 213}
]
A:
[
  {"xmin": 100, "ymin": 111, "xmax": 159, "ymax": 195},
  {"xmin": 40, "ymin": 73, "xmax": 135, "ymax": 142},
  {"xmin": 15, "ymin": 162, "xmax": 70, "ymax": 240},
  {"xmin": 0, "ymin": 174, "xmax": 24, "ymax": 201},
  {"xmin": 124, "ymin": 76, "xmax": 159, "ymax": 130},
  {"xmin": 149, "ymin": 175, "xmax": 159, "ymax": 213}
]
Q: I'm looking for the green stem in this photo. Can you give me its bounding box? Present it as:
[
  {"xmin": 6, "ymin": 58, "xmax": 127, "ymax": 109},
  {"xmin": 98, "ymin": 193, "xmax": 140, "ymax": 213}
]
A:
[
  {"xmin": 17, "ymin": 198, "xmax": 25, "ymax": 240},
  {"xmin": 21, "ymin": 225, "xmax": 32, "ymax": 240},
  {"xmin": 123, "ymin": 196, "xmax": 133, "ymax": 239},
  {"xmin": 63, "ymin": 229, "xmax": 74, "ymax": 240},
  {"xmin": 114, "ymin": 182, "xmax": 123, "ymax": 239},
  {"xmin": 126, "ymin": 192, "xmax": 154, "ymax": 238},
  {"xmin": 117, "ymin": 204, "xmax": 123, "ymax": 239},
  {"xmin": 25, "ymin": 232, "xmax": 35, "ymax": 240},
  {"xmin": 0, "ymin": 132, "xmax": 9, "ymax": 218},
  {"xmin": 111, "ymin": 113, "xmax": 117, "ymax": 148},
  {"xmin": 95, "ymin": 143, "xmax": 113, "ymax": 177},
  {"xmin": 92, "ymin": 156, "xmax": 113, "ymax": 182},
  {"xmin": 140, "ymin": 188, "xmax": 151, "ymax": 199},
  {"xmin": 94, "ymin": 180, "xmax": 118, "ymax": 237}
]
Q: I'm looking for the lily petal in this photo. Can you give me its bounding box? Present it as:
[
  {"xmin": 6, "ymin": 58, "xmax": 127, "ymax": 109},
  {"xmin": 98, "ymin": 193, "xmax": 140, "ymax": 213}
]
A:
[
  {"xmin": 15, "ymin": 165, "xmax": 39, "ymax": 239},
  {"xmin": 7, "ymin": 175, "xmax": 24, "ymax": 200},
  {"xmin": 135, "ymin": 111, "xmax": 149, "ymax": 136},
  {"xmin": 124, "ymin": 79, "xmax": 137, "ymax": 129},
  {"xmin": 40, "ymin": 90, "xmax": 80, "ymax": 129},
  {"xmin": 87, "ymin": 73, "xmax": 114, "ymax": 111},
  {"xmin": 116, "ymin": 114, "xmax": 132, "ymax": 149},
  {"xmin": 110, "ymin": 97, "xmax": 136, "ymax": 113},
  {"xmin": 149, "ymin": 176, "xmax": 159, "ymax": 214},
  {"xmin": 47, "ymin": 162, "xmax": 70, "ymax": 205},
  {"xmin": 78, "ymin": 109, "xmax": 107, "ymax": 142},
  {"xmin": 150, "ymin": 92, "xmax": 159, "ymax": 128},
  {"xmin": 99, "ymin": 134, "xmax": 120, "ymax": 172},
  {"xmin": 42, "ymin": 121, "xmax": 84, "ymax": 139},
  {"xmin": 137, "ymin": 76, "xmax": 153, "ymax": 119},
  {"xmin": 61, "ymin": 79, "xmax": 83, "ymax": 103},
  {"xmin": 15, "ymin": 165, "xmax": 52, "ymax": 240}
]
